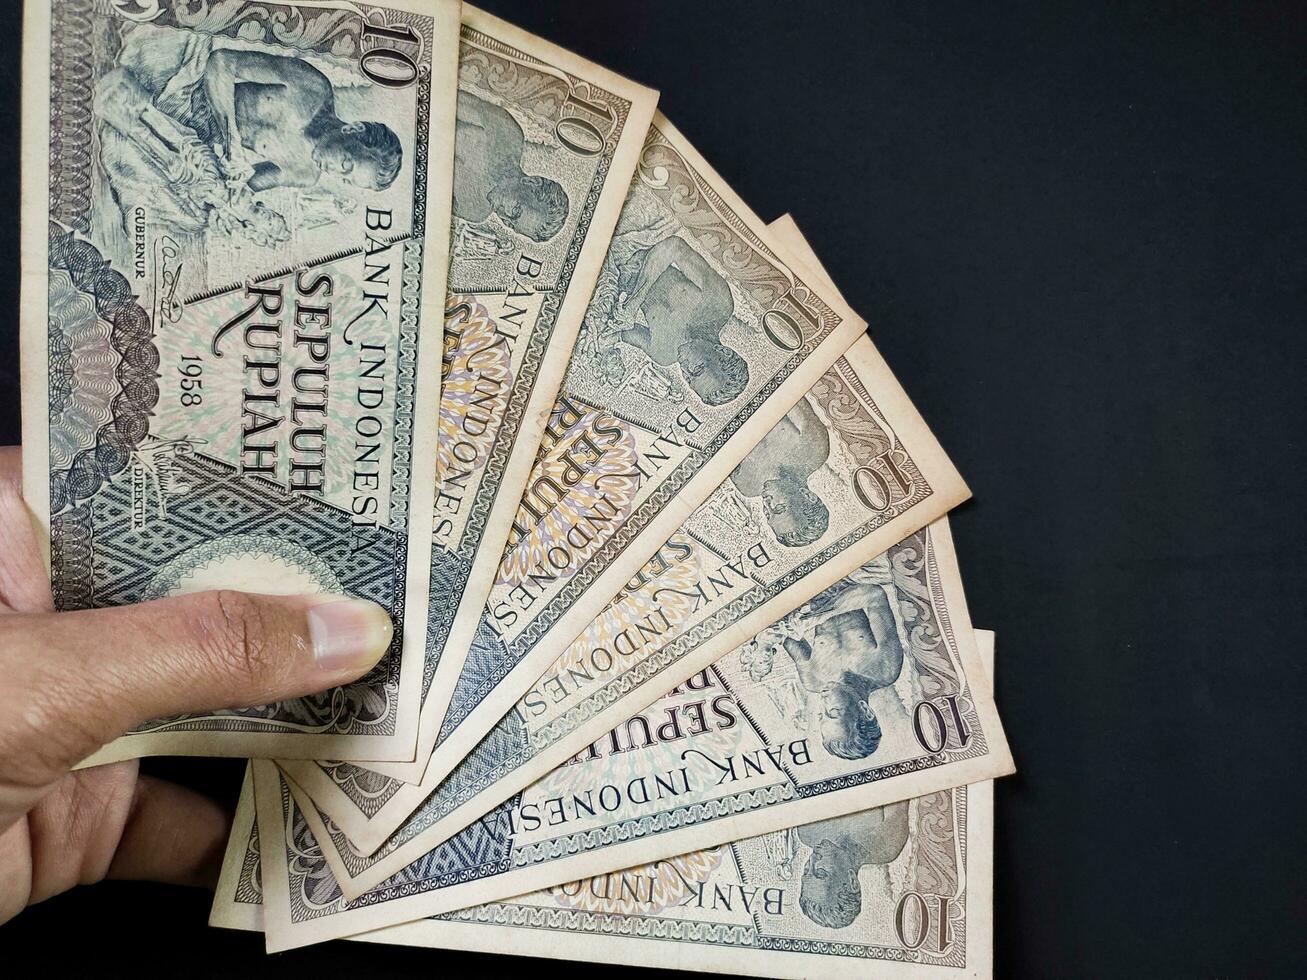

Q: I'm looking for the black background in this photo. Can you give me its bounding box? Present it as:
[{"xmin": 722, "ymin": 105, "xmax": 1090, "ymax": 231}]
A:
[{"xmin": 3, "ymin": 1, "xmax": 1305, "ymax": 976}]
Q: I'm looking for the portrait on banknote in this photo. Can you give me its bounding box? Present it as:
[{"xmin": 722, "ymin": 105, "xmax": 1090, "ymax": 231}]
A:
[
  {"xmin": 600, "ymin": 229, "xmax": 747, "ymax": 408},
  {"xmin": 29, "ymin": 0, "xmax": 460, "ymax": 760},
  {"xmin": 572, "ymin": 157, "xmax": 788, "ymax": 414},
  {"xmin": 793, "ymin": 804, "xmax": 911, "ymax": 928},
  {"xmin": 452, "ymin": 89, "xmax": 570, "ymax": 244},
  {"xmin": 736, "ymin": 553, "xmax": 925, "ymax": 765},
  {"xmin": 727, "ymin": 395, "xmax": 833, "ymax": 547},
  {"xmin": 85, "ymin": 5, "xmax": 423, "ymax": 292}
]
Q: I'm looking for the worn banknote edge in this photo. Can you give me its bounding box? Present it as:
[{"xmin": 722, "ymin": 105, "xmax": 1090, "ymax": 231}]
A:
[
  {"xmin": 283, "ymin": 201, "xmax": 976, "ymax": 868},
  {"xmin": 23, "ymin": 0, "xmax": 461, "ymax": 764},
  {"xmin": 287, "ymin": 112, "xmax": 874, "ymax": 846},
  {"xmin": 360, "ymin": 636, "xmax": 998, "ymax": 979},
  {"xmin": 414, "ymin": 111, "xmax": 869, "ymax": 791},
  {"xmin": 211, "ymin": 630, "xmax": 996, "ymax": 979},
  {"xmin": 18, "ymin": 2, "xmax": 51, "ymax": 547},
  {"xmin": 281, "ymin": 514, "xmax": 1007, "ymax": 906},
  {"xmin": 209, "ymin": 766, "xmax": 263, "ymax": 934},
  {"xmin": 375, "ymin": 3, "xmax": 661, "ymax": 782}
]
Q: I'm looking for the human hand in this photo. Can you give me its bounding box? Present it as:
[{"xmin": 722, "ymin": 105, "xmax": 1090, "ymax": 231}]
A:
[{"xmin": 0, "ymin": 448, "xmax": 393, "ymax": 922}]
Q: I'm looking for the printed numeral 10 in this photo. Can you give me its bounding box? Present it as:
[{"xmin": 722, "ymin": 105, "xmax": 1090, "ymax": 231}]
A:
[
  {"xmin": 912, "ymin": 695, "xmax": 971, "ymax": 753},
  {"xmin": 361, "ymin": 18, "xmax": 421, "ymax": 87},
  {"xmin": 895, "ymin": 892, "xmax": 954, "ymax": 953}
]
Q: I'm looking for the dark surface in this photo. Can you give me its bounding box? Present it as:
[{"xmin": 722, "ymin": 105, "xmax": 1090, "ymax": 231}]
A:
[{"xmin": 3, "ymin": 1, "xmax": 1305, "ymax": 976}]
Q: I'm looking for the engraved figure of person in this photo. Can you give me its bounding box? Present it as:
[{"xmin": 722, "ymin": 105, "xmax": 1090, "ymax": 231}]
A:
[
  {"xmin": 797, "ymin": 803, "xmax": 911, "ymax": 929},
  {"xmin": 782, "ymin": 576, "xmax": 906, "ymax": 760},
  {"xmin": 199, "ymin": 48, "xmax": 403, "ymax": 191},
  {"xmin": 608, "ymin": 234, "xmax": 749, "ymax": 407},
  {"xmin": 729, "ymin": 397, "xmax": 831, "ymax": 547},
  {"xmin": 453, "ymin": 90, "xmax": 571, "ymax": 242},
  {"xmin": 99, "ymin": 32, "xmax": 404, "ymax": 194}
]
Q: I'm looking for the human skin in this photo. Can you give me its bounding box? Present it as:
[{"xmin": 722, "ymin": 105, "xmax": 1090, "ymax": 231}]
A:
[{"xmin": 0, "ymin": 447, "xmax": 393, "ymax": 923}]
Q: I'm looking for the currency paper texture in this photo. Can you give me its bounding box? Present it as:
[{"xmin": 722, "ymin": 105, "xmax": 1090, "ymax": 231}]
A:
[
  {"xmin": 21, "ymin": 0, "xmax": 461, "ymax": 762},
  {"xmin": 282, "ymin": 214, "xmax": 971, "ymax": 867},
  {"xmin": 413, "ymin": 114, "xmax": 871, "ymax": 785},
  {"xmin": 282, "ymin": 4, "xmax": 658, "ymax": 791},
  {"xmin": 252, "ymin": 510, "xmax": 1010, "ymax": 949},
  {"xmin": 285, "ymin": 116, "xmax": 883, "ymax": 846},
  {"xmin": 212, "ymin": 632, "xmax": 996, "ymax": 978},
  {"xmin": 290, "ymin": 327, "xmax": 975, "ymax": 875},
  {"xmin": 246, "ymin": 215, "xmax": 1005, "ymax": 947}
]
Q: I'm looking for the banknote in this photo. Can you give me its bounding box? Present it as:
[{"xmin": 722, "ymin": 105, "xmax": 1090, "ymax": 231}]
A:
[
  {"xmin": 285, "ymin": 325, "xmax": 975, "ymax": 873},
  {"xmin": 20, "ymin": 0, "xmax": 461, "ymax": 762},
  {"xmin": 251, "ymin": 510, "xmax": 1011, "ymax": 950},
  {"xmin": 411, "ymin": 114, "xmax": 875, "ymax": 783},
  {"xmin": 279, "ymin": 214, "xmax": 969, "ymax": 863},
  {"xmin": 213, "ymin": 633, "xmax": 994, "ymax": 979},
  {"xmin": 276, "ymin": 5, "xmax": 657, "ymax": 789},
  {"xmin": 284, "ymin": 123, "xmax": 888, "ymax": 845}
]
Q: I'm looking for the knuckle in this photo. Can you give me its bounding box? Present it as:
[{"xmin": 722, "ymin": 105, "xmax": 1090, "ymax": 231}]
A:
[{"xmin": 196, "ymin": 589, "xmax": 277, "ymax": 684}]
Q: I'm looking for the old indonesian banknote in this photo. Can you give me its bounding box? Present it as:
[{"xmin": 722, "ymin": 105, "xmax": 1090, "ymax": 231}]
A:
[
  {"xmin": 282, "ymin": 113, "xmax": 872, "ymax": 841},
  {"xmin": 212, "ymin": 632, "xmax": 995, "ymax": 977},
  {"xmin": 281, "ymin": 212, "xmax": 963, "ymax": 860},
  {"xmin": 20, "ymin": 0, "xmax": 460, "ymax": 762},
  {"xmin": 308, "ymin": 111, "xmax": 874, "ymax": 798},
  {"xmin": 284, "ymin": 329, "xmax": 968, "ymax": 857},
  {"xmin": 413, "ymin": 114, "xmax": 873, "ymax": 785},
  {"xmin": 252, "ymin": 516, "xmax": 1009, "ymax": 950},
  {"xmin": 279, "ymin": 5, "xmax": 658, "ymax": 787},
  {"xmin": 290, "ymin": 323, "xmax": 977, "ymax": 872},
  {"xmin": 245, "ymin": 216, "xmax": 1009, "ymax": 951}
]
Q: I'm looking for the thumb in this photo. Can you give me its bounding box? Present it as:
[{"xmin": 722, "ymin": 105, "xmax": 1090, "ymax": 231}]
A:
[{"xmin": 0, "ymin": 591, "xmax": 392, "ymax": 779}]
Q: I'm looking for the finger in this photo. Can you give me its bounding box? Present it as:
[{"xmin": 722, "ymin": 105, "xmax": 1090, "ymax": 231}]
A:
[
  {"xmin": 6, "ymin": 761, "xmax": 139, "ymax": 919},
  {"xmin": 105, "ymin": 774, "xmax": 230, "ymax": 890},
  {"xmin": 0, "ymin": 590, "xmax": 392, "ymax": 781},
  {"xmin": 0, "ymin": 447, "xmax": 55, "ymax": 614},
  {"xmin": 5, "ymin": 767, "xmax": 229, "ymax": 922}
]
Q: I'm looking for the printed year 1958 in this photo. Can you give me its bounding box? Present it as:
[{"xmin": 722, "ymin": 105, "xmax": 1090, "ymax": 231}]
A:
[{"xmin": 178, "ymin": 355, "xmax": 204, "ymax": 407}]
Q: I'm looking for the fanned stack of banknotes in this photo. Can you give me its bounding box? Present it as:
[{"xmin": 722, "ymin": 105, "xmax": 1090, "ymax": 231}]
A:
[{"xmin": 20, "ymin": 1, "xmax": 1014, "ymax": 976}]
